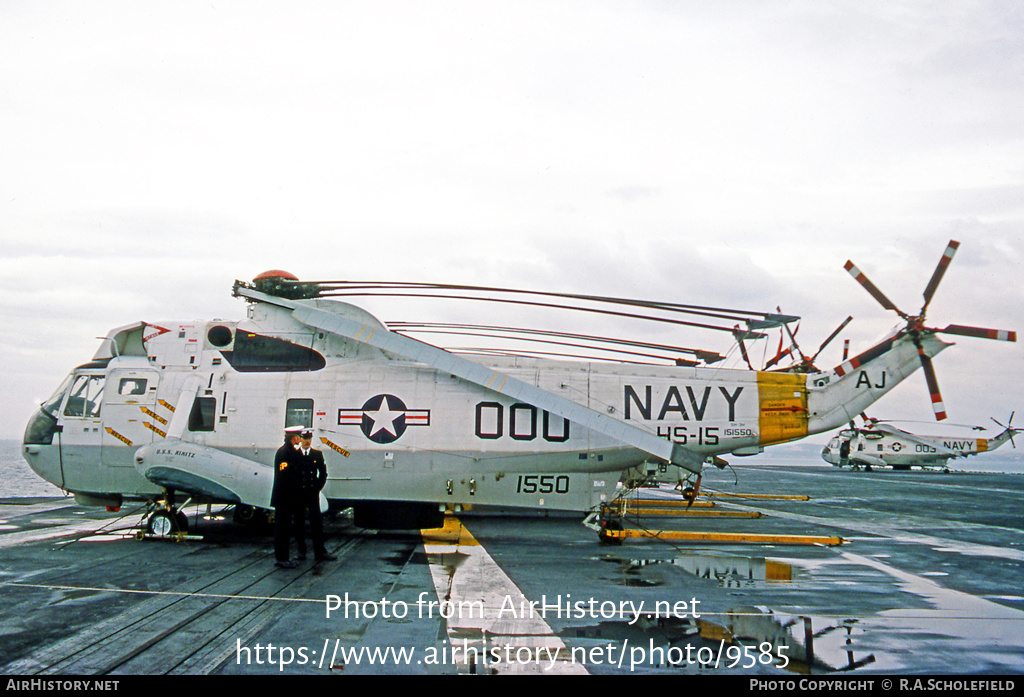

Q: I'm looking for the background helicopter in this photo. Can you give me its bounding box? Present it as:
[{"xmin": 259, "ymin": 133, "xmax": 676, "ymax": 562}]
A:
[
  {"xmin": 20, "ymin": 241, "xmax": 1014, "ymax": 535},
  {"xmin": 821, "ymin": 414, "xmax": 1019, "ymax": 472}
]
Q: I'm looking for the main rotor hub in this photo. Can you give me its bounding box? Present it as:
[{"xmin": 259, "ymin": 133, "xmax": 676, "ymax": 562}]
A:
[{"xmin": 249, "ymin": 271, "xmax": 321, "ymax": 300}]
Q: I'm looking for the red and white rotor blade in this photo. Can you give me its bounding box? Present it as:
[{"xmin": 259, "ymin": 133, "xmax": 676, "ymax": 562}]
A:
[
  {"xmin": 921, "ymin": 240, "xmax": 960, "ymax": 313},
  {"xmin": 844, "ymin": 261, "xmax": 904, "ymax": 316},
  {"xmin": 939, "ymin": 324, "xmax": 1017, "ymax": 342},
  {"xmin": 917, "ymin": 347, "xmax": 947, "ymax": 421}
]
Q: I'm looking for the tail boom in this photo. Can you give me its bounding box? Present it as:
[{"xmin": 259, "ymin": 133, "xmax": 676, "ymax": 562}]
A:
[{"xmin": 807, "ymin": 332, "xmax": 952, "ymax": 436}]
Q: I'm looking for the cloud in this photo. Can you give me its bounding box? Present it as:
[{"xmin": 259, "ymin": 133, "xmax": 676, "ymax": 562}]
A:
[{"xmin": 1, "ymin": 1, "xmax": 1021, "ymax": 439}]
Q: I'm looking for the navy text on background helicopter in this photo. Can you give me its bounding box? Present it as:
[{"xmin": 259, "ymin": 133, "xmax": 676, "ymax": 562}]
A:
[{"xmin": 822, "ymin": 415, "xmax": 1019, "ymax": 471}]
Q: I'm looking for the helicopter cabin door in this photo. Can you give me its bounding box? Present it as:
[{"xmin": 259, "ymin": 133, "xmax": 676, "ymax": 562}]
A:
[
  {"xmin": 58, "ymin": 370, "xmax": 106, "ymax": 490},
  {"xmin": 101, "ymin": 368, "xmax": 162, "ymax": 469}
]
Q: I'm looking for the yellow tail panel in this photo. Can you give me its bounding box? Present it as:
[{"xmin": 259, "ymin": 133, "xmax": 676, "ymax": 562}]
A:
[{"xmin": 757, "ymin": 372, "xmax": 809, "ymax": 445}]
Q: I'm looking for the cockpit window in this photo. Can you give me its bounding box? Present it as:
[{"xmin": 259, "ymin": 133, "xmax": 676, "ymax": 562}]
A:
[
  {"xmin": 24, "ymin": 375, "xmax": 73, "ymax": 445},
  {"xmin": 63, "ymin": 374, "xmax": 105, "ymax": 418},
  {"xmin": 41, "ymin": 374, "xmax": 73, "ymax": 417}
]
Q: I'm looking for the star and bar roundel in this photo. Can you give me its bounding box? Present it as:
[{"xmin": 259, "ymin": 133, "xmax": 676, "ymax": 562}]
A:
[{"xmin": 338, "ymin": 394, "xmax": 430, "ymax": 444}]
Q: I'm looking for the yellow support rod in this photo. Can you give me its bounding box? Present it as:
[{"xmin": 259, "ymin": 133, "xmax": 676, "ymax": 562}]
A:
[
  {"xmin": 604, "ymin": 530, "xmax": 845, "ymax": 545},
  {"xmin": 623, "ymin": 509, "xmax": 763, "ymax": 518},
  {"xmin": 623, "ymin": 499, "xmax": 717, "ymax": 508},
  {"xmin": 702, "ymin": 492, "xmax": 811, "ymax": 501}
]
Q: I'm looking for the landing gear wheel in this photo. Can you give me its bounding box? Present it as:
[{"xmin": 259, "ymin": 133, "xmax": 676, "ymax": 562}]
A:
[
  {"xmin": 233, "ymin": 504, "xmax": 268, "ymax": 526},
  {"xmin": 598, "ymin": 518, "xmax": 624, "ymax": 546},
  {"xmin": 148, "ymin": 509, "xmax": 187, "ymax": 537}
]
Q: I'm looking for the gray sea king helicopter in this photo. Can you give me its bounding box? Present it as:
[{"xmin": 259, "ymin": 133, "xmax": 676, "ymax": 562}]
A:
[
  {"xmin": 822, "ymin": 414, "xmax": 1019, "ymax": 472},
  {"xmin": 21, "ymin": 240, "xmax": 1015, "ymax": 537}
]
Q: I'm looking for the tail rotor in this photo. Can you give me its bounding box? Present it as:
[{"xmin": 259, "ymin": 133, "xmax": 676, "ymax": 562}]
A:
[
  {"xmin": 844, "ymin": 240, "xmax": 1016, "ymax": 421},
  {"xmin": 991, "ymin": 412, "xmax": 1018, "ymax": 448}
]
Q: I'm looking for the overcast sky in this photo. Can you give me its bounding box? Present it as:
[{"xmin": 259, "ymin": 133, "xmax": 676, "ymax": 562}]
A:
[{"xmin": 2, "ymin": 1, "xmax": 1021, "ymax": 444}]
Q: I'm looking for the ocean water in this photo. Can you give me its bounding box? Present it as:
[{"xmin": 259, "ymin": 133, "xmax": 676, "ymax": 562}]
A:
[{"xmin": 1, "ymin": 440, "xmax": 66, "ymax": 498}]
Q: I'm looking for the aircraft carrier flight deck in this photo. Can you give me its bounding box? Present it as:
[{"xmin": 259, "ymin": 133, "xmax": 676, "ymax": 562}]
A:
[{"xmin": 1, "ymin": 462, "xmax": 1022, "ymax": 676}]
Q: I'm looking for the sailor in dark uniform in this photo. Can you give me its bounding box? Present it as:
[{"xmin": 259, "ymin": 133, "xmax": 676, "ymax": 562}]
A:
[
  {"xmin": 271, "ymin": 426, "xmax": 303, "ymax": 569},
  {"xmin": 294, "ymin": 429, "xmax": 335, "ymax": 562}
]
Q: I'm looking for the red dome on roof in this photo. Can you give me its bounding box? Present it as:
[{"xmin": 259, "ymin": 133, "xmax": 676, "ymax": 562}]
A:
[{"xmin": 253, "ymin": 270, "xmax": 299, "ymax": 282}]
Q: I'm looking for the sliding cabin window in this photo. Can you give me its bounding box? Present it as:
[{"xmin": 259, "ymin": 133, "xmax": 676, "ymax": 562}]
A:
[
  {"xmin": 285, "ymin": 398, "xmax": 314, "ymax": 430},
  {"xmin": 188, "ymin": 397, "xmax": 217, "ymax": 432}
]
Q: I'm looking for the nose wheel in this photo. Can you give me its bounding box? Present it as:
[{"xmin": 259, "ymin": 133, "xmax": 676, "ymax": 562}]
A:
[
  {"xmin": 144, "ymin": 490, "xmax": 191, "ymax": 538},
  {"xmin": 147, "ymin": 508, "xmax": 189, "ymax": 536},
  {"xmin": 597, "ymin": 515, "xmax": 624, "ymax": 545}
]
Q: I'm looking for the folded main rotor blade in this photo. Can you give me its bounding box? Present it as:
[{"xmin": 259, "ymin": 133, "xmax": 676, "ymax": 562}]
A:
[
  {"xmin": 939, "ymin": 324, "xmax": 1017, "ymax": 342},
  {"xmin": 734, "ymin": 331, "xmax": 754, "ymax": 370},
  {"xmin": 916, "ymin": 345, "xmax": 947, "ymax": 421},
  {"xmin": 763, "ymin": 346, "xmax": 793, "ymax": 370},
  {"xmin": 314, "ymin": 280, "xmax": 795, "ymax": 326},
  {"xmin": 388, "ymin": 322, "xmax": 726, "ymax": 362},
  {"xmin": 921, "ymin": 240, "xmax": 959, "ymax": 314},
  {"xmin": 781, "ymin": 320, "xmax": 807, "ymax": 363},
  {"xmin": 810, "ymin": 315, "xmax": 853, "ymax": 363},
  {"xmin": 844, "ymin": 261, "xmax": 905, "ymax": 317}
]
